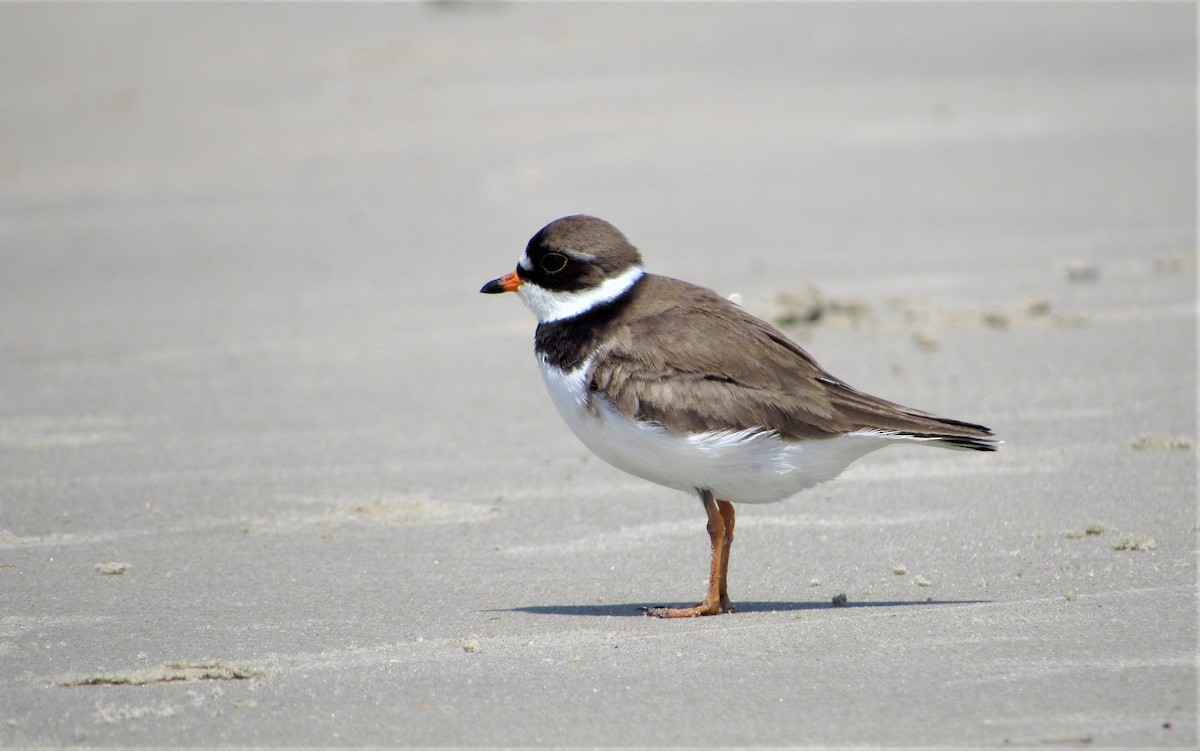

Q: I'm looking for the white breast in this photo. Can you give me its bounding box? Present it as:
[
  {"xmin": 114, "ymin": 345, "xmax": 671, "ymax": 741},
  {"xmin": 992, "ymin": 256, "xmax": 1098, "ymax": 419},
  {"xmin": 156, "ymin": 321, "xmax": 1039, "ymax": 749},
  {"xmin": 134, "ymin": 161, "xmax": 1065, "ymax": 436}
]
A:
[{"xmin": 538, "ymin": 358, "xmax": 895, "ymax": 504}]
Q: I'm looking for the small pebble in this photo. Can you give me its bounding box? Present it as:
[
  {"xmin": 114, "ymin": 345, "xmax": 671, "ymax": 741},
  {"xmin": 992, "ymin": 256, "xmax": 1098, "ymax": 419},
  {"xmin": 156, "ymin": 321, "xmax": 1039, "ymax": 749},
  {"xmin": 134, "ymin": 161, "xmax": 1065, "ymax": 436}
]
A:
[
  {"xmin": 912, "ymin": 331, "xmax": 939, "ymax": 351},
  {"xmin": 1026, "ymin": 299, "xmax": 1051, "ymax": 317},
  {"xmin": 1064, "ymin": 261, "xmax": 1101, "ymax": 282},
  {"xmin": 981, "ymin": 311, "xmax": 1010, "ymax": 328}
]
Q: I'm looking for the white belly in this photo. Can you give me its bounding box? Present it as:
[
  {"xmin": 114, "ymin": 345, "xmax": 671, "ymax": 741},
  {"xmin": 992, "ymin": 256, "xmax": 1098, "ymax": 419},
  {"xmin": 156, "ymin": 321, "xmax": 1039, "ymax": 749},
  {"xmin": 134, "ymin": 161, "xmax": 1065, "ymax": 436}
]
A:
[{"xmin": 538, "ymin": 358, "xmax": 893, "ymax": 504}]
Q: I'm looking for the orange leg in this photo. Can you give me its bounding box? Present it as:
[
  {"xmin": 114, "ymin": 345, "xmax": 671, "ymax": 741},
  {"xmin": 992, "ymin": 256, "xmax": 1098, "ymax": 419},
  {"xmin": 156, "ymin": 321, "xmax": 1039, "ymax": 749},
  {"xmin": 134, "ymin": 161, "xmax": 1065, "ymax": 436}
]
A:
[
  {"xmin": 717, "ymin": 498, "xmax": 735, "ymax": 612},
  {"xmin": 645, "ymin": 491, "xmax": 737, "ymax": 618}
]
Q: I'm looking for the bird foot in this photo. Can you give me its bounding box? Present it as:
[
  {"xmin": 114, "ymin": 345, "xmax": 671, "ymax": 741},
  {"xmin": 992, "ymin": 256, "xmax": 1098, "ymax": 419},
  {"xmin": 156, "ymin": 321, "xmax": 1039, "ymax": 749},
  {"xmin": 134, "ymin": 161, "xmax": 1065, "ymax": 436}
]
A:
[{"xmin": 642, "ymin": 600, "xmax": 734, "ymax": 618}]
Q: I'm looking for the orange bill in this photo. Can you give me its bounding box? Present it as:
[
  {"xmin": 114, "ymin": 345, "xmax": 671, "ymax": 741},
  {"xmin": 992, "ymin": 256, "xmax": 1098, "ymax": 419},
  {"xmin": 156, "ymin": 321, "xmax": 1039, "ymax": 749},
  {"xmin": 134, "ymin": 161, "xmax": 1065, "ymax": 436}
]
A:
[{"xmin": 480, "ymin": 270, "xmax": 522, "ymax": 294}]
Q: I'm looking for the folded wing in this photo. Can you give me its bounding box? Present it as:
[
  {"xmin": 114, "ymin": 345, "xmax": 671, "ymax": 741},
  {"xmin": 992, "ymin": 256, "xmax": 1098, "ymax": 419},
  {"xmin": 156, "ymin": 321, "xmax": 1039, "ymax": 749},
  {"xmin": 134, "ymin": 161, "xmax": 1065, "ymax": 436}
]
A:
[{"xmin": 586, "ymin": 276, "xmax": 997, "ymax": 451}]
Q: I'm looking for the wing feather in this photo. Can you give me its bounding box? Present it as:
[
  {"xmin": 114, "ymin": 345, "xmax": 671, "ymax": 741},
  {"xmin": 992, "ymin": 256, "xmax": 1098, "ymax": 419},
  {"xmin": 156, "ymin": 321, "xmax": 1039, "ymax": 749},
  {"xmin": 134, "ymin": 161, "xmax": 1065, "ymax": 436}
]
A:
[{"xmin": 586, "ymin": 275, "xmax": 995, "ymax": 448}]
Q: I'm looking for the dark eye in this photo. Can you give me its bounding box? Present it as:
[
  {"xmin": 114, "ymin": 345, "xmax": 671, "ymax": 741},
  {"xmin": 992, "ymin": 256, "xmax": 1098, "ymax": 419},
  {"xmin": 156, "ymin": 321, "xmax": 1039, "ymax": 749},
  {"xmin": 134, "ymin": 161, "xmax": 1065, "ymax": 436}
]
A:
[{"xmin": 540, "ymin": 252, "xmax": 569, "ymax": 274}]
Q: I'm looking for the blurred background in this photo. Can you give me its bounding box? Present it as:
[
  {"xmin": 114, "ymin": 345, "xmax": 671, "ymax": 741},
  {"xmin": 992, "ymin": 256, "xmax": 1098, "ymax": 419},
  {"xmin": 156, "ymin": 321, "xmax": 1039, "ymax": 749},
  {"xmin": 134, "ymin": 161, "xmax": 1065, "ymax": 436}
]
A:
[
  {"xmin": 1, "ymin": 0, "xmax": 1194, "ymax": 541},
  {"xmin": 1, "ymin": 0, "xmax": 1195, "ymax": 559}
]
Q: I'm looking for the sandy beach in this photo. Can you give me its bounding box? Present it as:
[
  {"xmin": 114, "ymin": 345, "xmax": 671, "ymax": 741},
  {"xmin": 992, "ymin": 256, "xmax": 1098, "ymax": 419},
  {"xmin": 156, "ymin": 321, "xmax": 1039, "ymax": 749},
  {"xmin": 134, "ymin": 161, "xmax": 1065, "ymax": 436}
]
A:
[{"xmin": 1, "ymin": 3, "xmax": 1195, "ymax": 748}]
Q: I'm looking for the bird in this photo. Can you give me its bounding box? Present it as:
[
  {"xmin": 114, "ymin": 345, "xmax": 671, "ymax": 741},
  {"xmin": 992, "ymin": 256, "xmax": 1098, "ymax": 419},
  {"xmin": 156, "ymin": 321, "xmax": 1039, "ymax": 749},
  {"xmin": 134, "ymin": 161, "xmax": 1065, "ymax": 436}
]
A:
[{"xmin": 481, "ymin": 215, "xmax": 998, "ymax": 618}]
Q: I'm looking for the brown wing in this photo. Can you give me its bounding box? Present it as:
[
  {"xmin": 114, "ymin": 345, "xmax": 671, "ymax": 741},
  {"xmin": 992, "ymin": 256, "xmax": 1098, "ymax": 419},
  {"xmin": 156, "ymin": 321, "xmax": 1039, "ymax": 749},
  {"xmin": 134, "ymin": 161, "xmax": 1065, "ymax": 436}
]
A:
[{"xmin": 587, "ymin": 276, "xmax": 996, "ymax": 447}]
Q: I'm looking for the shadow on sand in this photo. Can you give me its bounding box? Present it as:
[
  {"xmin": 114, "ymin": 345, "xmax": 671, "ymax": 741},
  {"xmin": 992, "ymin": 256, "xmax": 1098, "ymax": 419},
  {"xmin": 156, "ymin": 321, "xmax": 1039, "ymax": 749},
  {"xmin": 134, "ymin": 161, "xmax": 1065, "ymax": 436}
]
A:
[{"xmin": 504, "ymin": 598, "xmax": 989, "ymax": 618}]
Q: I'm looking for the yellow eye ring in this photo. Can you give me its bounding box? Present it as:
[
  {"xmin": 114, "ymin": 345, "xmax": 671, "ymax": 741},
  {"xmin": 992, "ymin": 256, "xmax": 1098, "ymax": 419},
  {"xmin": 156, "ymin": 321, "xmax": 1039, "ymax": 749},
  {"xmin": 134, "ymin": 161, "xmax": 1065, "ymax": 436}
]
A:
[{"xmin": 540, "ymin": 252, "xmax": 569, "ymax": 274}]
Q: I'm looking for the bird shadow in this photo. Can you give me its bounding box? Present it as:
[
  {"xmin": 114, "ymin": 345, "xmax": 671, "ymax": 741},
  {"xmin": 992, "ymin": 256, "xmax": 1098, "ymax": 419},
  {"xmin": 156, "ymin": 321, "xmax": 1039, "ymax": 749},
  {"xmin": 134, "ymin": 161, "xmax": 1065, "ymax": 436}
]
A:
[{"xmin": 502, "ymin": 598, "xmax": 989, "ymax": 618}]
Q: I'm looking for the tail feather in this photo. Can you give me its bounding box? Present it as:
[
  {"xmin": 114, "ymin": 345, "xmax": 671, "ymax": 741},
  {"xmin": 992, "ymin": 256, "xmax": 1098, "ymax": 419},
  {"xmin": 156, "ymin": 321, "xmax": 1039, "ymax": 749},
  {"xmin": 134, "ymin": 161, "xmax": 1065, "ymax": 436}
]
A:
[
  {"xmin": 800, "ymin": 368, "xmax": 1000, "ymax": 451},
  {"xmin": 891, "ymin": 431, "xmax": 1000, "ymax": 452},
  {"xmin": 892, "ymin": 412, "xmax": 999, "ymax": 452}
]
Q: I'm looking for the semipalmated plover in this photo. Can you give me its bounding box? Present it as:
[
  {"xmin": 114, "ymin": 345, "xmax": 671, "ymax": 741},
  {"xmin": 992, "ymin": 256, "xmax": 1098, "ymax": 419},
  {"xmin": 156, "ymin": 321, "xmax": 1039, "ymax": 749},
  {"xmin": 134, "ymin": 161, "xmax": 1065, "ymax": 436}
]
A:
[{"xmin": 482, "ymin": 215, "xmax": 998, "ymax": 617}]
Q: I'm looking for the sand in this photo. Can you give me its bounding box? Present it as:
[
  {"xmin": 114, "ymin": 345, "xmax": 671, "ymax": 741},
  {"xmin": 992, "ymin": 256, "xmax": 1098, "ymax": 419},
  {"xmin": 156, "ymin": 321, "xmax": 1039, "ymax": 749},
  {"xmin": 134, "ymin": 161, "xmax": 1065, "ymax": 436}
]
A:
[{"xmin": 1, "ymin": 3, "xmax": 1195, "ymax": 748}]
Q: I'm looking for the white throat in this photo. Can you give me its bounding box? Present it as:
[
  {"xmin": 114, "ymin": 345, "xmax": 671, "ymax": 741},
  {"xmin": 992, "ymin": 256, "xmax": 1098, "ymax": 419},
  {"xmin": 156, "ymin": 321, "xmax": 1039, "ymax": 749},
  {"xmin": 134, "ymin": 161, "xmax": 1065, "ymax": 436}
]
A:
[{"xmin": 517, "ymin": 265, "xmax": 644, "ymax": 323}]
